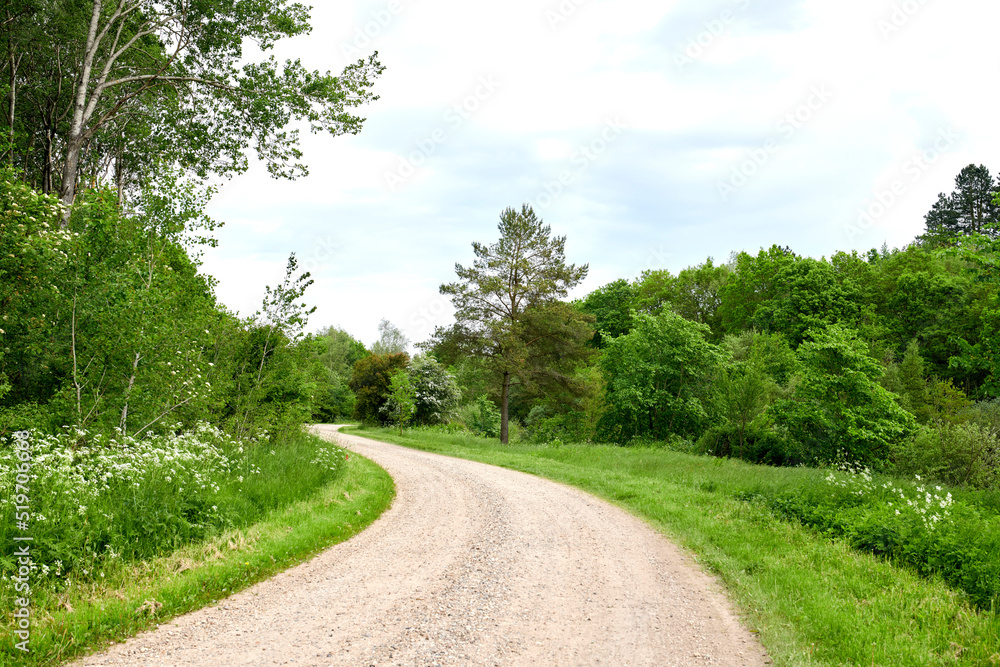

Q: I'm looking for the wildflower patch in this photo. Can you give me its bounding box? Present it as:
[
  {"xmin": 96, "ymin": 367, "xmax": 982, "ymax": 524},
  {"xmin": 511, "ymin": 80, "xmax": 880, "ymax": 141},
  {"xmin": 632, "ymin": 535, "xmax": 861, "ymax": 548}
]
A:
[{"xmin": 745, "ymin": 463, "xmax": 1000, "ymax": 610}]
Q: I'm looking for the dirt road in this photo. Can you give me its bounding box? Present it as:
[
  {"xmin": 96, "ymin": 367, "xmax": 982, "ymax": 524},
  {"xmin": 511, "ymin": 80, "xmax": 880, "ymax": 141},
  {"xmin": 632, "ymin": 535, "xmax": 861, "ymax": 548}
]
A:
[{"xmin": 76, "ymin": 426, "xmax": 770, "ymax": 666}]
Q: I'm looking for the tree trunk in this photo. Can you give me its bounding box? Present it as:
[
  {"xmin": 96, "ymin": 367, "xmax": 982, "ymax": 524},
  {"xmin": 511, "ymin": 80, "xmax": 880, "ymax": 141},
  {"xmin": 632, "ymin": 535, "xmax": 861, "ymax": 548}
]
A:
[
  {"xmin": 500, "ymin": 370, "xmax": 510, "ymax": 444},
  {"xmin": 60, "ymin": 0, "xmax": 103, "ymax": 226}
]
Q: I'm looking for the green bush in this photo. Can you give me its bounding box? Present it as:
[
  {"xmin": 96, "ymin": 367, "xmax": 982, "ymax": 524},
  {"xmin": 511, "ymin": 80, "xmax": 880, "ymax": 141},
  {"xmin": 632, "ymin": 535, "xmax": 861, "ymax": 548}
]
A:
[
  {"xmin": 468, "ymin": 396, "xmax": 501, "ymax": 438},
  {"xmin": 890, "ymin": 421, "xmax": 999, "ymax": 491},
  {"xmin": 697, "ymin": 423, "xmax": 803, "ymax": 466},
  {"xmin": 524, "ymin": 406, "xmax": 592, "ymax": 444},
  {"xmin": 769, "ymin": 324, "xmax": 916, "ymax": 467}
]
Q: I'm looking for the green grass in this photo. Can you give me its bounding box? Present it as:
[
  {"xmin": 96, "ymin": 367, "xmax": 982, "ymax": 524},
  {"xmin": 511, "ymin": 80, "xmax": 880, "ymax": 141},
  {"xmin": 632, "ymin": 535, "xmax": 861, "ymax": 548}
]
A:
[
  {"xmin": 346, "ymin": 425, "xmax": 1000, "ymax": 667},
  {"xmin": 0, "ymin": 444, "xmax": 394, "ymax": 666}
]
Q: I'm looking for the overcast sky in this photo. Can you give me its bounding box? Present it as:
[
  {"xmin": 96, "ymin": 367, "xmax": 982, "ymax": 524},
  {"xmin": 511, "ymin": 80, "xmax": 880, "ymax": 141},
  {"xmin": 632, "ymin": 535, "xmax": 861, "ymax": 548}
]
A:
[{"xmin": 199, "ymin": 0, "xmax": 1000, "ymax": 350}]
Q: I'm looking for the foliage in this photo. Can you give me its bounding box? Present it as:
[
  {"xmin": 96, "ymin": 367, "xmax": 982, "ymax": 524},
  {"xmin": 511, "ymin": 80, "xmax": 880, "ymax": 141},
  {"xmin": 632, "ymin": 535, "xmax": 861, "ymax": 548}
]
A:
[
  {"xmin": 890, "ymin": 421, "xmax": 1000, "ymax": 490},
  {"xmin": 578, "ymin": 278, "xmax": 636, "ymax": 347},
  {"xmin": 381, "ymin": 369, "xmax": 416, "ymax": 434},
  {"xmin": 0, "ymin": 0, "xmax": 383, "ymax": 217},
  {"xmin": 371, "ymin": 319, "xmax": 409, "ymax": 355},
  {"xmin": 435, "ymin": 204, "xmax": 590, "ymax": 443},
  {"xmin": 406, "ymin": 354, "xmax": 461, "ymax": 425},
  {"xmin": 0, "ymin": 425, "xmax": 346, "ymax": 585},
  {"xmin": 696, "ymin": 423, "xmax": 802, "ymax": 466},
  {"xmin": 768, "ymin": 325, "xmax": 916, "ymax": 467},
  {"xmin": 598, "ymin": 310, "xmax": 724, "ymax": 442},
  {"xmin": 467, "ymin": 395, "xmax": 501, "ymax": 438},
  {"xmin": 634, "ymin": 258, "xmax": 730, "ymax": 338},
  {"xmin": 303, "ymin": 327, "xmax": 369, "ymax": 422},
  {"xmin": 348, "ymin": 353, "xmax": 409, "ymax": 425}
]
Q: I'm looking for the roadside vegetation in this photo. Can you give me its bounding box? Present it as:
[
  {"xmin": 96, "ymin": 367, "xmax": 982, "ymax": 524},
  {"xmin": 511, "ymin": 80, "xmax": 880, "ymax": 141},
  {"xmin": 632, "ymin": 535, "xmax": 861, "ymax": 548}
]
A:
[
  {"xmin": 1, "ymin": 2, "xmax": 390, "ymax": 658},
  {"xmin": 0, "ymin": 431, "xmax": 392, "ymax": 665},
  {"xmin": 348, "ymin": 425, "xmax": 1000, "ymax": 667}
]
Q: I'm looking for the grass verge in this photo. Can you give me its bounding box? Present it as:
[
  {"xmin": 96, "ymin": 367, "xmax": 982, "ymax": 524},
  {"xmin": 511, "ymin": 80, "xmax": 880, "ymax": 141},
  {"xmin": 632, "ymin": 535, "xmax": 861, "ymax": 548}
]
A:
[
  {"xmin": 1, "ymin": 446, "xmax": 393, "ymax": 666},
  {"xmin": 346, "ymin": 425, "xmax": 1000, "ymax": 667}
]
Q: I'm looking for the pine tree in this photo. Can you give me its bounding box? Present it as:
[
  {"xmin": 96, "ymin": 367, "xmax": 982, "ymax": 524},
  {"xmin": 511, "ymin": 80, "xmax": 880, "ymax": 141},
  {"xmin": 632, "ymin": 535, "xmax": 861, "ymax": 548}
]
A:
[{"xmin": 924, "ymin": 164, "xmax": 1000, "ymax": 241}]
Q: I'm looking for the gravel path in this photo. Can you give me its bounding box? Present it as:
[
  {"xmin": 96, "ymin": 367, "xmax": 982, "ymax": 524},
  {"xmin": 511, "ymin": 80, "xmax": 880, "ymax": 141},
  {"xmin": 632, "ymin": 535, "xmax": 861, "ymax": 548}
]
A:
[{"xmin": 75, "ymin": 425, "xmax": 771, "ymax": 666}]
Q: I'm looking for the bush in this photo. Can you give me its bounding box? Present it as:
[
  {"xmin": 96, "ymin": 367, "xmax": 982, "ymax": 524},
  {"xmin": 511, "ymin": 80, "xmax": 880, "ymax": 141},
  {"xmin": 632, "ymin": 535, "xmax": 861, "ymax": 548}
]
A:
[
  {"xmin": 524, "ymin": 406, "xmax": 592, "ymax": 444},
  {"xmin": 467, "ymin": 396, "xmax": 501, "ymax": 438},
  {"xmin": 697, "ymin": 424, "xmax": 803, "ymax": 466},
  {"xmin": 768, "ymin": 324, "xmax": 916, "ymax": 467},
  {"xmin": 407, "ymin": 355, "xmax": 461, "ymax": 425},
  {"xmin": 598, "ymin": 311, "xmax": 723, "ymax": 442},
  {"xmin": 349, "ymin": 353, "xmax": 409, "ymax": 425},
  {"xmin": 890, "ymin": 421, "xmax": 1000, "ymax": 490}
]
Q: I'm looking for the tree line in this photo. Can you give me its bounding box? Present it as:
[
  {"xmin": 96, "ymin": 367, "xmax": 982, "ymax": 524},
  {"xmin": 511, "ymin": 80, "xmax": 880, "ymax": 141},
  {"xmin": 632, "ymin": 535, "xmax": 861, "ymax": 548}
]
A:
[{"xmin": 380, "ymin": 166, "xmax": 1000, "ymax": 492}]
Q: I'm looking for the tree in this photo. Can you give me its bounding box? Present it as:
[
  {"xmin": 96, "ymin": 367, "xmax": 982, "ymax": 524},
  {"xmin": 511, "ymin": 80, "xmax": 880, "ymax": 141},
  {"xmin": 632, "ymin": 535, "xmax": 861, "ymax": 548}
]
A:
[
  {"xmin": 381, "ymin": 368, "xmax": 415, "ymax": 434},
  {"xmin": 371, "ymin": 319, "xmax": 409, "ymax": 355},
  {"xmin": 436, "ymin": 204, "xmax": 589, "ymax": 443},
  {"xmin": 598, "ymin": 310, "xmax": 724, "ymax": 443},
  {"xmin": 769, "ymin": 325, "xmax": 916, "ymax": 467},
  {"xmin": 348, "ymin": 352, "xmax": 408, "ymax": 424},
  {"xmin": 634, "ymin": 259, "xmax": 730, "ymax": 338},
  {"xmin": 1, "ymin": 1, "xmax": 383, "ymax": 221},
  {"xmin": 579, "ymin": 278, "xmax": 636, "ymax": 347},
  {"xmin": 718, "ymin": 245, "xmax": 797, "ymax": 335},
  {"xmin": 407, "ymin": 354, "xmax": 461, "ymax": 425},
  {"xmin": 923, "ymin": 164, "xmax": 1000, "ymax": 242},
  {"xmin": 712, "ymin": 330, "xmax": 794, "ymax": 457}
]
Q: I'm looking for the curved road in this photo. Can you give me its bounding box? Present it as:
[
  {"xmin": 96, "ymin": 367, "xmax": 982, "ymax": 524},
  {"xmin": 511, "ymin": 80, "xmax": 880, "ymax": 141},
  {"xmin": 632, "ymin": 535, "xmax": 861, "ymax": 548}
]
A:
[{"xmin": 77, "ymin": 426, "xmax": 769, "ymax": 666}]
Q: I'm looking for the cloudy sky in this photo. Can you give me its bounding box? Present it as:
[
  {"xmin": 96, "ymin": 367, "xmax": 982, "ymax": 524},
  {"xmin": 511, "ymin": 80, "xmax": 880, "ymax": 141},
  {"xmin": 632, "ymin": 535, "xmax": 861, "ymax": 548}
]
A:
[{"xmin": 200, "ymin": 0, "xmax": 999, "ymax": 350}]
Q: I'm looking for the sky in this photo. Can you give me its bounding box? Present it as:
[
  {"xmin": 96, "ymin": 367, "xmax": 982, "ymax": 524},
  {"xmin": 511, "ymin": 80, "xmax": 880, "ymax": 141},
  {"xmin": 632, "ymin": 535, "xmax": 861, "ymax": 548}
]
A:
[{"xmin": 199, "ymin": 0, "xmax": 1000, "ymax": 350}]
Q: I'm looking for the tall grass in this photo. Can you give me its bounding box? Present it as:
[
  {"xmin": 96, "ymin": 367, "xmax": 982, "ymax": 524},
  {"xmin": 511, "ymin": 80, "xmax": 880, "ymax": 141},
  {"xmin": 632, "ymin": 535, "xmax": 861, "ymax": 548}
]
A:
[{"xmin": 1, "ymin": 425, "xmax": 394, "ymax": 665}]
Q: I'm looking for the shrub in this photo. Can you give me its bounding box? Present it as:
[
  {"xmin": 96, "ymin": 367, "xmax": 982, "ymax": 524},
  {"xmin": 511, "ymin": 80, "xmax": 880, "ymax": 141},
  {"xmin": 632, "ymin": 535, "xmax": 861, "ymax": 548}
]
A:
[
  {"xmin": 407, "ymin": 355, "xmax": 461, "ymax": 425},
  {"xmin": 696, "ymin": 423, "xmax": 803, "ymax": 466},
  {"xmin": 890, "ymin": 421, "xmax": 1000, "ymax": 490},
  {"xmin": 468, "ymin": 396, "xmax": 501, "ymax": 438},
  {"xmin": 598, "ymin": 311, "xmax": 723, "ymax": 442},
  {"xmin": 748, "ymin": 464, "xmax": 1000, "ymax": 611},
  {"xmin": 349, "ymin": 353, "xmax": 409, "ymax": 424}
]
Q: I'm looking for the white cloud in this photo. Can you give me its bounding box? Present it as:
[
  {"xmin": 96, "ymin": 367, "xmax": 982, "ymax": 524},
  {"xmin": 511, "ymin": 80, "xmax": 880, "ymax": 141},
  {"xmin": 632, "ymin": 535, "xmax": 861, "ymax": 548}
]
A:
[{"xmin": 200, "ymin": 0, "xmax": 1000, "ymax": 344}]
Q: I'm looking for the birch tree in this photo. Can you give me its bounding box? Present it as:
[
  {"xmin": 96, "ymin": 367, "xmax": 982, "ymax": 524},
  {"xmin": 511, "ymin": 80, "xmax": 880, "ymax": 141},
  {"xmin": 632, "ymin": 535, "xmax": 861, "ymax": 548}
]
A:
[{"xmin": 13, "ymin": 0, "xmax": 383, "ymax": 223}]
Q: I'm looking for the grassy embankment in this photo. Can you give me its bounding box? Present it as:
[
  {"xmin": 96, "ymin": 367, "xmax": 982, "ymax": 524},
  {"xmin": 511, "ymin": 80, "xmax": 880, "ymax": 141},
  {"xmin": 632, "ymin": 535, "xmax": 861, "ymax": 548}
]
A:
[
  {"xmin": 1, "ymin": 429, "xmax": 394, "ymax": 666},
  {"xmin": 346, "ymin": 425, "xmax": 1000, "ymax": 667}
]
